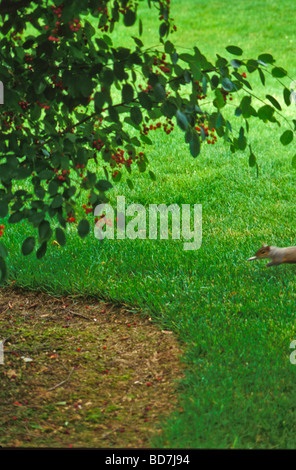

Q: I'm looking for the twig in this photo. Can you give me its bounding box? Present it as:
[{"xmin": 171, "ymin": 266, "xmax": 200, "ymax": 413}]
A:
[
  {"xmin": 27, "ymin": 302, "xmax": 38, "ymax": 309},
  {"xmin": 101, "ymin": 428, "xmax": 121, "ymax": 439},
  {"xmin": 48, "ymin": 367, "xmax": 74, "ymax": 391},
  {"xmin": 0, "ymin": 301, "xmax": 13, "ymax": 315},
  {"xmin": 67, "ymin": 309, "xmax": 92, "ymax": 321},
  {"xmin": 1, "ymin": 307, "xmax": 11, "ymax": 315}
]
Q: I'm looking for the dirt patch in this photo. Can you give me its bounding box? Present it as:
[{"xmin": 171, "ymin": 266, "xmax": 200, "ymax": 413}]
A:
[{"xmin": 0, "ymin": 286, "xmax": 184, "ymax": 448}]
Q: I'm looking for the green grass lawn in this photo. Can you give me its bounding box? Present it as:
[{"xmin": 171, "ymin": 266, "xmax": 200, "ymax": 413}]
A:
[{"xmin": 2, "ymin": 0, "xmax": 296, "ymax": 448}]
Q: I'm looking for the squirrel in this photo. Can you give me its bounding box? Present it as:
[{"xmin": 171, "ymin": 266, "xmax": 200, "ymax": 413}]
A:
[{"xmin": 248, "ymin": 244, "xmax": 296, "ymax": 267}]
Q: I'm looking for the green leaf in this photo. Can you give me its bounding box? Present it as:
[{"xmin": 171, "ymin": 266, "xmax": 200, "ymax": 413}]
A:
[
  {"xmin": 139, "ymin": 18, "xmax": 143, "ymax": 36},
  {"xmin": 78, "ymin": 219, "xmax": 90, "ymax": 239},
  {"xmin": 283, "ymin": 88, "xmax": 292, "ymax": 106},
  {"xmin": 0, "ymin": 256, "xmax": 7, "ymax": 284},
  {"xmin": 5, "ymin": 89, "xmax": 19, "ymax": 108},
  {"xmin": 38, "ymin": 220, "xmax": 52, "ymax": 241},
  {"xmin": 291, "ymin": 155, "xmax": 296, "ymax": 169},
  {"xmin": 213, "ymin": 89, "xmax": 226, "ymax": 109},
  {"xmin": 28, "ymin": 211, "xmax": 45, "ymax": 225},
  {"xmin": 179, "ymin": 53, "xmax": 194, "ymax": 64},
  {"xmin": 240, "ymin": 96, "xmax": 252, "ymax": 116},
  {"xmin": 266, "ymin": 94, "xmax": 281, "ymax": 111},
  {"xmin": 238, "ymin": 126, "xmax": 247, "ymax": 150},
  {"xmin": 77, "ymin": 147, "xmax": 90, "ymax": 166},
  {"xmin": 257, "ymin": 68, "xmax": 265, "ymax": 86},
  {"xmin": 114, "ymin": 61, "xmax": 128, "ymax": 81},
  {"xmin": 148, "ymin": 170, "xmax": 156, "ymax": 181},
  {"xmin": 94, "ymin": 91, "xmax": 106, "ymax": 111},
  {"xmin": 122, "ymin": 83, "xmax": 134, "ymax": 103},
  {"xmin": 21, "ymin": 236, "xmax": 36, "ymax": 256},
  {"xmin": 126, "ymin": 178, "xmax": 134, "ymax": 190},
  {"xmin": 51, "ymin": 194, "xmax": 63, "ymax": 209},
  {"xmin": 123, "ymin": 9, "xmax": 136, "ymax": 26},
  {"xmin": 185, "ymin": 127, "xmax": 192, "ymax": 144},
  {"xmin": 232, "ymin": 71, "xmax": 252, "ymax": 90},
  {"xmin": 48, "ymin": 180, "xmax": 59, "ymax": 196},
  {"xmin": 138, "ymin": 91, "xmax": 153, "ymax": 110},
  {"xmin": 235, "ymin": 107, "xmax": 242, "ymax": 117},
  {"xmin": 132, "ymin": 36, "xmax": 143, "ymax": 48},
  {"xmin": 154, "ymin": 83, "xmax": 166, "ymax": 102},
  {"xmin": 211, "ymin": 74, "xmax": 220, "ymax": 88},
  {"xmin": 108, "ymin": 106, "xmax": 119, "ymax": 123},
  {"xmin": 64, "ymin": 186, "xmax": 76, "ymax": 200},
  {"xmin": 36, "ymin": 241, "xmax": 47, "ymax": 259},
  {"xmin": 258, "ymin": 104, "xmax": 275, "ymax": 121},
  {"xmin": 176, "ymin": 110, "xmax": 188, "ymax": 131},
  {"xmin": 258, "ymin": 53, "xmax": 275, "ymax": 64},
  {"xmin": 84, "ymin": 20, "xmax": 96, "ymax": 39},
  {"xmin": 55, "ymin": 227, "xmax": 66, "ymax": 246},
  {"xmin": 231, "ymin": 59, "xmax": 243, "ymax": 69},
  {"xmin": 95, "ymin": 179, "xmax": 113, "ymax": 191},
  {"xmin": 34, "ymin": 185, "xmax": 46, "ymax": 199},
  {"xmin": 22, "ymin": 37, "xmax": 36, "ymax": 49},
  {"xmin": 137, "ymin": 159, "xmax": 146, "ymax": 172},
  {"xmin": 172, "ymin": 51, "xmax": 179, "ymax": 65},
  {"xmin": 112, "ymin": 170, "xmax": 122, "ymax": 181},
  {"xmin": 226, "ymin": 45, "xmax": 243, "ymax": 56},
  {"xmin": 272, "ymin": 67, "xmax": 287, "ymax": 78},
  {"xmin": 0, "ymin": 201, "xmax": 8, "ymax": 218},
  {"xmin": 34, "ymin": 80, "xmax": 46, "ymax": 95},
  {"xmin": 140, "ymin": 134, "xmax": 153, "ymax": 145},
  {"xmin": 221, "ymin": 77, "xmax": 234, "ymax": 91},
  {"xmin": 130, "ymin": 106, "xmax": 142, "ymax": 125},
  {"xmin": 189, "ymin": 129, "xmax": 201, "ymax": 158},
  {"xmin": 202, "ymin": 75, "xmax": 207, "ymax": 94},
  {"xmin": 164, "ymin": 40, "xmax": 175, "ymax": 54},
  {"xmin": 102, "ymin": 68, "xmax": 114, "ymax": 86},
  {"xmin": 161, "ymin": 100, "xmax": 177, "ymax": 119},
  {"xmin": 9, "ymin": 211, "xmax": 23, "ymax": 224},
  {"xmin": 280, "ymin": 130, "xmax": 293, "ymax": 145},
  {"xmin": 114, "ymin": 48, "xmax": 130, "ymax": 63},
  {"xmin": 249, "ymin": 150, "xmax": 256, "ymax": 167},
  {"xmin": 159, "ymin": 22, "xmax": 169, "ymax": 38},
  {"xmin": 246, "ymin": 59, "xmax": 258, "ymax": 73}
]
